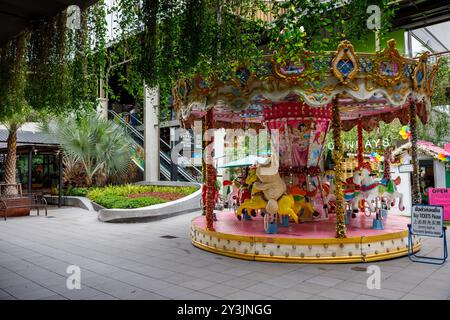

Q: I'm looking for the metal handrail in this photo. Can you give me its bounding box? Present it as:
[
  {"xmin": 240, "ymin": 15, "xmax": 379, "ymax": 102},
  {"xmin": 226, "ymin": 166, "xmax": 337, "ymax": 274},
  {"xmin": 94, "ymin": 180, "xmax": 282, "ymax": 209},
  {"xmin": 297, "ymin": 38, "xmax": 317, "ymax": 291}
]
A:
[
  {"xmin": 110, "ymin": 108, "xmax": 201, "ymax": 181},
  {"xmin": 160, "ymin": 151, "xmax": 198, "ymax": 182},
  {"xmin": 109, "ymin": 109, "xmax": 144, "ymax": 142},
  {"xmin": 160, "ymin": 162, "xmax": 171, "ymax": 180}
]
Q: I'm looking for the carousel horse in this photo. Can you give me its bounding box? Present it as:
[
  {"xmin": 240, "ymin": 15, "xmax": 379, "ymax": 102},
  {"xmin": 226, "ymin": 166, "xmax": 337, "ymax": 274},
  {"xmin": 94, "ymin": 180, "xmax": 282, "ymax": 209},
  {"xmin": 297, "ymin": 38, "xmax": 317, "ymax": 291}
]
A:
[
  {"xmin": 236, "ymin": 156, "xmax": 299, "ymax": 223},
  {"xmin": 240, "ymin": 167, "xmax": 260, "ymax": 216},
  {"xmin": 379, "ymin": 149, "xmax": 405, "ymax": 211},
  {"xmin": 379, "ymin": 176, "xmax": 405, "ymax": 211},
  {"xmin": 225, "ymin": 180, "xmax": 239, "ymax": 209},
  {"xmin": 353, "ymin": 164, "xmax": 405, "ymax": 213},
  {"xmin": 235, "ymin": 166, "xmax": 266, "ymax": 219},
  {"xmin": 235, "ymin": 193, "xmax": 267, "ymax": 219},
  {"xmin": 343, "ymin": 176, "xmax": 361, "ymax": 215},
  {"xmin": 288, "ymin": 185, "xmax": 317, "ymax": 221},
  {"xmin": 323, "ymin": 175, "xmax": 359, "ymax": 216},
  {"xmin": 322, "ymin": 176, "xmax": 336, "ymax": 214},
  {"xmin": 254, "ymin": 153, "xmax": 298, "ymax": 223},
  {"xmin": 352, "ymin": 165, "xmax": 380, "ymax": 213}
]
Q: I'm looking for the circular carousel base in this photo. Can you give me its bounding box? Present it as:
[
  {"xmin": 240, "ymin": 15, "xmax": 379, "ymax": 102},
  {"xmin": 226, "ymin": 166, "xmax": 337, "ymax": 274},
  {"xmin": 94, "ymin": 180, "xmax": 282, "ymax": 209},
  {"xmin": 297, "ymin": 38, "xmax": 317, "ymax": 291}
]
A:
[{"xmin": 191, "ymin": 211, "xmax": 421, "ymax": 263}]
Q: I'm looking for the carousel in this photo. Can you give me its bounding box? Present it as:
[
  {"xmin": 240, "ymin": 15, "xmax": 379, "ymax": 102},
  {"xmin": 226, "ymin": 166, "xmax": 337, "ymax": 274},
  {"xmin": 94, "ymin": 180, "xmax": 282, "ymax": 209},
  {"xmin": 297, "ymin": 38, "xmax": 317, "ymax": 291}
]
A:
[{"xmin": 174, "ymin": 39, "xmax": 440, "ymax": 263}]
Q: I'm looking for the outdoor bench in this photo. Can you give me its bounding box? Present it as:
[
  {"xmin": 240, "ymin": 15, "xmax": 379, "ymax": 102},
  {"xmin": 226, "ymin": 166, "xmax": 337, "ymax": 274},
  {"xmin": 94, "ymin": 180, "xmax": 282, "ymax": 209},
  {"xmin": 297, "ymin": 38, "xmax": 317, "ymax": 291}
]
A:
[{"xmin": 0, "ymin": 193, "xmax": 48, "ymax": 221}]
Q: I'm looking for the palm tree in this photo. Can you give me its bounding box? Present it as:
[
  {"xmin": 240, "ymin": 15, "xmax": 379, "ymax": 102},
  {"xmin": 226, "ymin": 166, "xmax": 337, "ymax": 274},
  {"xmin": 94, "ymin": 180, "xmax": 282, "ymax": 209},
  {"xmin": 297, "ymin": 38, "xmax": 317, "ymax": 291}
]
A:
[
  {"xmin": 2, "ymin": 122, "xmax": 19, "ymax": 196},
  {"xmin": 42, "ymin": 112, "xmax": 133, "ymax": 187},
  {"xmin": 0, "ymin": 34, "xmax": 29, "ymax": 196},
  {"xmin": 1, "ymin": 109, "xmax": 36, "ymax": 196}
]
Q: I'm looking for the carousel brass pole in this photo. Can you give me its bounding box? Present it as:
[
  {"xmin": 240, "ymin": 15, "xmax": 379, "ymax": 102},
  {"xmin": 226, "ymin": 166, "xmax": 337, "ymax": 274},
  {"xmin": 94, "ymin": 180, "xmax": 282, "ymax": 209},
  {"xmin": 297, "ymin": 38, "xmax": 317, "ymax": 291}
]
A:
[
  {"xmin": 205, "ymin": 108, "xmax": 216, "ymax": 231},
  {"xmin": 383, "ymin": 149, "xmax": 391, "ymax": 180},
  {"xmin": 409, "ymin": 101, "xmax": 421, "ymax": 205},
  {"xmin": 332, "ymin": 96, "xmax": 346, "ymax": 238}
]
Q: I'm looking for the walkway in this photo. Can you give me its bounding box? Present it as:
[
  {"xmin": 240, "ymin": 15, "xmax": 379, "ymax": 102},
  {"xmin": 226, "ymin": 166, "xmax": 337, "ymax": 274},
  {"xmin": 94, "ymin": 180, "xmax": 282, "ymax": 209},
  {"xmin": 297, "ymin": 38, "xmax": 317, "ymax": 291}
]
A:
[{"xmin": 0, "ymin": 207, "xmax": 449, "ymax": 300}]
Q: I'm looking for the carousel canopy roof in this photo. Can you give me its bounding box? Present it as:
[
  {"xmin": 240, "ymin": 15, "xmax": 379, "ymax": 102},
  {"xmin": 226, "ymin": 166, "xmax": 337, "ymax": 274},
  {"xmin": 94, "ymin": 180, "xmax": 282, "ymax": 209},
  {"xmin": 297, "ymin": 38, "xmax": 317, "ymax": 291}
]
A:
[
  {"xmin": 174, "ymin": 39, "xmax": 439, "ymax": 132},
  {"xmin": 393, "ymin": 140, "xmax": 450, "ymax": 161}
]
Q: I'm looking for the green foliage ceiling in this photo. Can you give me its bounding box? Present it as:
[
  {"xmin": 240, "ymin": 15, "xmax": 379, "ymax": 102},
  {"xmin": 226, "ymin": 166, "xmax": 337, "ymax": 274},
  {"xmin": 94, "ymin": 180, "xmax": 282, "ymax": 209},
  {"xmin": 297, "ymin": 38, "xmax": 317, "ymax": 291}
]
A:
[{"xmin": 0, "ymin": 0, "xmax": 400, "ymax": 122}]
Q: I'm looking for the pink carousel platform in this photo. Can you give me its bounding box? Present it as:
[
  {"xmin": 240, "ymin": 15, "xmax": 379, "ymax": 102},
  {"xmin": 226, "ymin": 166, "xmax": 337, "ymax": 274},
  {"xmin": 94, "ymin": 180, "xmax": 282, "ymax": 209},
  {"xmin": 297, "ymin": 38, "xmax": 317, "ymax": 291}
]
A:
[{"xmin": 191, "ymin": 211, "xmax": 420, "ymax": 263}]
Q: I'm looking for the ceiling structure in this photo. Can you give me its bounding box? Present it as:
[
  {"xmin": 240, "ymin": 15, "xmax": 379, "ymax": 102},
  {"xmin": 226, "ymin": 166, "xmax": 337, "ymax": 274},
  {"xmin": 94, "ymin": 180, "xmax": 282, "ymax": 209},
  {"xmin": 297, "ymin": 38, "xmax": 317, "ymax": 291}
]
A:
[
  {"xmin": 0, "ymin": 0, "xmax": 98, "ymax": 45},
  {"xmin": 409, "ymin": 21, "xmax": 450, "ymax": 55},
  {"xmin": 392, "ymin": 0, "xmax": 450, "ymax": 31}
]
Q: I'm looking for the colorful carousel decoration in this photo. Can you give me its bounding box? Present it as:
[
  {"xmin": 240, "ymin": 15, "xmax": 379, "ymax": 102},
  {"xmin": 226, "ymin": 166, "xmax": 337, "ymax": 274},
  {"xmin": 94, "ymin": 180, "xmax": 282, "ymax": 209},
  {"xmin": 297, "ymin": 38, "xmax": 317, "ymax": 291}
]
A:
[{"xmin": 174, "ymin": 39, "xmax": 440, "ymax": 263}]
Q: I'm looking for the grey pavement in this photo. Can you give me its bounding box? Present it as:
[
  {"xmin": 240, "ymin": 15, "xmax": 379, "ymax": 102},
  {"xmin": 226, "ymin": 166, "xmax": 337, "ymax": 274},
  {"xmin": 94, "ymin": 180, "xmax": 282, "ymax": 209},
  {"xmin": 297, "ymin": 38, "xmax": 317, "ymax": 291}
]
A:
[{"xmin": 0, "ymin": 206, "xmax": 449, "ymax": 300}]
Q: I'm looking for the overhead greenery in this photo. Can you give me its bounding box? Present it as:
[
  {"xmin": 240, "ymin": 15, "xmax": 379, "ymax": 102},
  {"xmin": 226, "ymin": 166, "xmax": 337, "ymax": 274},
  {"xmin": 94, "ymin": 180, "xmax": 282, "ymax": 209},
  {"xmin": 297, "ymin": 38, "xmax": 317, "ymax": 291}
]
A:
[
  {"xmin": 100, "ymin": 0, "xmax": 398, "ymax": 118},
  {"xmin": 1, "ymin": 0, "xmax": 446, "ymax": 150},
  {"xmin": 0, "ymin": 34, "xmax": 29, "ymax": 120},
  {"xmin": 4, "ymin": 0, "xmax": 397, "ymax": 122},
  {"xmin": 270, "ymin": 0, "xmax": 397, "ymax": 72},
  {"xmin": 0, "ymin": 5, "xmax": 109, "ymax": 122},
  {"xmin": 0, "ymin": 5, "xmax": 111, "ymax": 193},
  {"xmin": 418, "ymin": 57, "xmax": 450, "ymax": 146}
]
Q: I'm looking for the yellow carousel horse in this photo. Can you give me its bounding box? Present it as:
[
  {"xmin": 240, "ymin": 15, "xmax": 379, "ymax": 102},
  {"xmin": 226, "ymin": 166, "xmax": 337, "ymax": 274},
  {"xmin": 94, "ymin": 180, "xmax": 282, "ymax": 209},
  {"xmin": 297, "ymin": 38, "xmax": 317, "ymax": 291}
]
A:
[
  {"xmin": 235, "ymin": 158, "xmax": 299, "ymax": 223},
  {"xmin": 235, "ymin": 166, "xmax": 267, "ymax": 219},
  {"xmin": 288, "ymin": 185, "xmax": 317, "ymax": 221}
]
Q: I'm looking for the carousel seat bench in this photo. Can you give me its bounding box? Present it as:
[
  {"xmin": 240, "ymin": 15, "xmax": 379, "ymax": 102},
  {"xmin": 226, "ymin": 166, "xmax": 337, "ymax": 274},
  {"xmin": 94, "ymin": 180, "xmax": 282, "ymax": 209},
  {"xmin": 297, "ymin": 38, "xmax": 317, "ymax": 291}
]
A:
[{"xmin": 0, "ymin": 194, "xmax": 48, "ymax": 221}]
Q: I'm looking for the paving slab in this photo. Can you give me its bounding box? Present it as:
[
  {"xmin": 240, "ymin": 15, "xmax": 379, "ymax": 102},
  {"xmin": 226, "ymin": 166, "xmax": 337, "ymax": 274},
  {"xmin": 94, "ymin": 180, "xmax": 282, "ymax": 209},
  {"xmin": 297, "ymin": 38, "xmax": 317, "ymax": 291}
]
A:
[{"xmin": 0, "ymin": 206, "xmax": 449, "ymax": 300}]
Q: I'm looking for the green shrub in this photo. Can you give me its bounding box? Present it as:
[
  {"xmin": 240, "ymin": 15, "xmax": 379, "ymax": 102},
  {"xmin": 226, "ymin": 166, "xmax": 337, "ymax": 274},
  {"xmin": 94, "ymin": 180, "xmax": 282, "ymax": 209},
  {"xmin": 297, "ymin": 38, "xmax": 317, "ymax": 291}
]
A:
[
  {"xmin": 85, "ymin": 184, "xmax": 199, "ymax": 209},
  {"xmin": 65, "ymin": 186, "xmax": 92, "ymax": 197},
  {"xmin": 92, "ymin": 194, "xmax": 166, "ymax": 209}
]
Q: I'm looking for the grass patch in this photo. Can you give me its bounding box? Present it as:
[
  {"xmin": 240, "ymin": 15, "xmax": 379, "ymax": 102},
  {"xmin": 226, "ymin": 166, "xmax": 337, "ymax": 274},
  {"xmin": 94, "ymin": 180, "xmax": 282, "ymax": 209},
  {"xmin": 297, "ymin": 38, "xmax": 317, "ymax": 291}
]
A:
[{"xmin": 85, "ymin": 184, "xmax": 198, "ymax": 209}]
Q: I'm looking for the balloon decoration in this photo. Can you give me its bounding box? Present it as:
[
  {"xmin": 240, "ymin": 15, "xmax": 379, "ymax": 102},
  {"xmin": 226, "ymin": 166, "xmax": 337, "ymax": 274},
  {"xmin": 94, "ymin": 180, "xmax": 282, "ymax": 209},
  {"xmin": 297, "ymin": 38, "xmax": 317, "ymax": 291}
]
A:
[
  {"xmin": 399, "ymin": 125, "xmax": 411, "ymax": 140},
  {"xmin": 438, "ymin": 153, "xmax": 450, "ymax": 162},
  {"xmin": 369, "ymin": 152, "xmax": 382, "ymax": 163}
]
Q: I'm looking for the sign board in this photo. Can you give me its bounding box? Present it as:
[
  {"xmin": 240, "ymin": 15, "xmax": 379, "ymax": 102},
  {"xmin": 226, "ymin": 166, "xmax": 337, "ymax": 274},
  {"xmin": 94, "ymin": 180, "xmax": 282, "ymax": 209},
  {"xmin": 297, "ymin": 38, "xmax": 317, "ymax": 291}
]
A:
[
  {"xmin": 411, "ymin": 205, "xmax": 444, "ymax": 237},
  {"xmin": 398, "ymin": 164, "xmax": 414, "ymax": 173},
  {"xmin": 429, "ymin": 188, "xmax": 450, "ymax": 221}
]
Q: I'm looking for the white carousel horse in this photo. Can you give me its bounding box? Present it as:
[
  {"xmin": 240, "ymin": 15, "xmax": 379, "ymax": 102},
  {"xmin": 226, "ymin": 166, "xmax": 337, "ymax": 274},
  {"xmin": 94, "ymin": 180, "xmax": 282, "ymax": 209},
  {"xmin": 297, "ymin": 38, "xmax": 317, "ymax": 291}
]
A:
[
  {"xmin": 352, "ymin": 166, "xmax": 380, "ymax": 213},
  {"xmin": 226, "ymin": 180, "xmax": 240, "ymax": 210},
  {"xmin": 323, "ymin": 175, "xmax": 359, "ymax": 216},
  {"xmin": 352, "ymin": 166, "xmax": 405, "ymax": 213},
  {"xmin": 379, "ymin": 176, "xmax": 405, "ymax": 211}
]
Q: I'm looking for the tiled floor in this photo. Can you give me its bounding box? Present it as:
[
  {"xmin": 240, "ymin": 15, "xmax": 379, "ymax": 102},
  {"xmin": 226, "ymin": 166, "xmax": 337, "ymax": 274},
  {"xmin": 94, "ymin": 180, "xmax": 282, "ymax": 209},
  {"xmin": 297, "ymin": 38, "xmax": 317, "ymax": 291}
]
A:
[{"xmin": 0, "ymin": 206, "xmax": 449, "ymax": 300}]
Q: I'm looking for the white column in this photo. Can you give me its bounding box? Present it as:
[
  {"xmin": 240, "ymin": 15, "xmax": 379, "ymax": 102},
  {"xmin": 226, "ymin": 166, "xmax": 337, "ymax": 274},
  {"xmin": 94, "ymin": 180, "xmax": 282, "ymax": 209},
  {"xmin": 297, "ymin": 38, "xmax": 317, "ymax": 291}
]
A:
[
  {"xmin": 391, "ymin": 165, "xmax": 412, "ymax": 216},
  {"xmin": 97, "ymin": 79, "xmax": 108, "ymax": 118},
  {"xmin": 434, "ymin": 160, "xmax": 446, "ymax": 188},
  {"xmin": 144, "ymin": 84, "xmax": 160, "ymax": 182},
  {"xmin": 97, "ymin": 98, "xmax": 108, "ymax": 118}
]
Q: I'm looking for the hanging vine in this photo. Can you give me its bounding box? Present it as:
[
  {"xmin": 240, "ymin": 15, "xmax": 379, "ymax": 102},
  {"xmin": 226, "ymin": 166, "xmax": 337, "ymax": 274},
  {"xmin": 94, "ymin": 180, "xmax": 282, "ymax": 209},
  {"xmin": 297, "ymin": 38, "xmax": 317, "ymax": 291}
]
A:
[
  {"xmin": 0, "ymin": 33, "xmax": 29, "ymax": 120},
  {"xmin": 26, "ymin": 12, "xmax": 71, "ymax": 113},
  {"xmin": 1, "ymin": 0, "xmax": 401, "ymax": 123}
]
